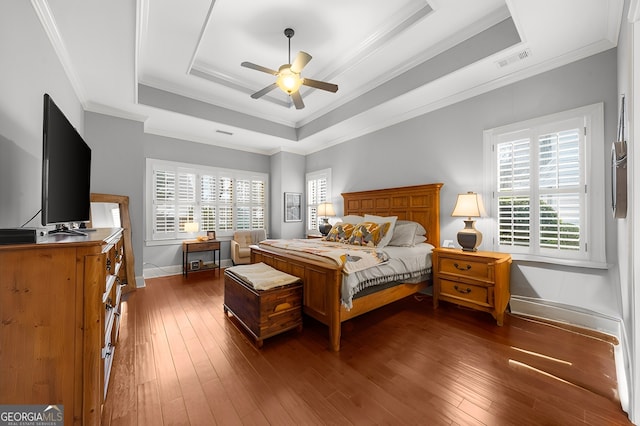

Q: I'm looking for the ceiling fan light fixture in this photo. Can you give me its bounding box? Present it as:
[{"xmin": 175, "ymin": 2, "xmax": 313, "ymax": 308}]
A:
[
  {"xmin": 241, "ymin": 27, "xmax": 337, "ymax": 108},
  {"xmin": 276, "ymin": 65, "xmax": 302, "ymax": 94}
]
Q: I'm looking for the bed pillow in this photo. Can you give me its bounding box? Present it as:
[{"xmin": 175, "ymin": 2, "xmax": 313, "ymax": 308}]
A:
[
  {"xmin": 324, "ymin": 222, "xmax": 355, "ymax": 243},
  {"xmin": 388, "ymin": 221, "xmax": 419, "ymax": 247},
  {"xmin": 388, "ymin": 220, "xmax": 428, "ymax": 246},
  {"xmin": 341, "ymin": 215, "xmax": 364, "ymax": 224},
  {"xmin": 414, "ymin": 235, "xmax": 427, "ymax": 244},
  {"xmin": 363, "ymin": 214, "xmax": 397, "ymax": 248},
  {"xmin": 347, "ymin": 221, "xmax": 391, "ymax": 247},
  {"xmin": 396, "ymin": 220, "xmax": 426, "ymax": 235}
]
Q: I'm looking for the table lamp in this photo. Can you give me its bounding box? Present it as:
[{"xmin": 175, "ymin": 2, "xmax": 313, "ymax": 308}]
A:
[
  {"xmin": 185, "ymin": 222, "xmax": 207, "ymax": 241},
  {"xmin": 317, "ymin": 202, "xmax": 335, "ymax": 236},
  {"xmin": 451, "ymin": 192, "xmax": 484, "ymax": 251}
]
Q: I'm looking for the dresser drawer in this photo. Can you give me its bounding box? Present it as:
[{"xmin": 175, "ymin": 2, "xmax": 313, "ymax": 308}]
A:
[
  {"xmin": 439, "ymin": 278, "xmax": 493, "ymax": 307},
  {"xmin": 187, "ymin": 241, "xmax": 220, "ymax": 251},
  {"xmin": 439, "ymin": 257, "xmax": 489, "ymax": 280}
]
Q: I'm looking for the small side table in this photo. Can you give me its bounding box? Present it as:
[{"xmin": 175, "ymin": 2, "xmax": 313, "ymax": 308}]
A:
[
  {"xmin": 182, "ymin": 239, "xmax": 220, "ymax": 276},
  {"xmin": 432, "ymin": 247, "xmax": 511, "ymax": 325}
]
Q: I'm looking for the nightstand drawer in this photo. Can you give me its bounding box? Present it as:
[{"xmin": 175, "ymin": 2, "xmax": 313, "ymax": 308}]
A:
[
  {"xmin": 440, "ymin": 279, "xmax": 492, "ymax": 307},
  {"xmin": 439, "ymin": 257, "xmax": 489, "ymax": 280}
]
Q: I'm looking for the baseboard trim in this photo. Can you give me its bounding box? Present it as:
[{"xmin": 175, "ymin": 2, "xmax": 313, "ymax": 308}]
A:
[
  {"xmin": 142, "ymin": 260, "xmax": 233, "ymax": 283},
  {"xmin": 510, "ymin": 295, "xmax": 620, "ymax": 336}
]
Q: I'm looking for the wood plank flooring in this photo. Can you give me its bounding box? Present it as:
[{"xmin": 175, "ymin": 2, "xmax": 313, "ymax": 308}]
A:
[{"xmin": 101, "ymin": 270, "xmax": 631, "ymax": 425}]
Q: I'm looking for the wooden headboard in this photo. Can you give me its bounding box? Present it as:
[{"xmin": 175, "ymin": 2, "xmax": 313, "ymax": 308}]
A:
[{"xmin": 342, "ymin": 183, "xmax": 443, "ymax": 248}]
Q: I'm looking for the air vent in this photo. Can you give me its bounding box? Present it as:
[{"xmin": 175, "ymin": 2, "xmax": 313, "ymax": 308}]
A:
[
  {"xmin": 216, "ymin": 130, "xmax": 233, "ymax": 136},
  {"xmin": 496, "ymin": 48, "xmax": 532, "ymax": 68}
]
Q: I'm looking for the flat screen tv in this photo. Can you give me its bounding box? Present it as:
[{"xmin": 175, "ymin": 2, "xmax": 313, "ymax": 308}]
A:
[{"xmin": 41, "ymin": 93, "xmax": 92, "ymax": 235}]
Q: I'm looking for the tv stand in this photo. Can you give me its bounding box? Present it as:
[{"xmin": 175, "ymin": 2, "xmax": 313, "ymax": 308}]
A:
[{"xmin": 49, "ymin": 224, "xmax": 87, "ymax": 236}]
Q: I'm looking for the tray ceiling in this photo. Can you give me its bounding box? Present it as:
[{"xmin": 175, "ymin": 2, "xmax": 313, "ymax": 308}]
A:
[{"xmin": 38, "ymin": 0, "xmax": 623, "ymax": 154}]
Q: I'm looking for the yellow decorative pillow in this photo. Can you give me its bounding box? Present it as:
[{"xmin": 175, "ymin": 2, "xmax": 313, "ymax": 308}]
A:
[
  {"xmin": 324, "ymin": 222, "xmax": 355, "ymax": 242},
  {"xmin": 347, "ymin": 221, "xmax": 391, "ymax": 247}
]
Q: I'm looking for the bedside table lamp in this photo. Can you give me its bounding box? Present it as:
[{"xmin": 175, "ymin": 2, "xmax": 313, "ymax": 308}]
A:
[
  {"xmin": 451, "ymin": 192, "xmax": 484, "ymax": 251},
  {"xmin": 317, "ymin": 202, "xmax": 335, "ymax": 236},
  {"xmin": 185, "ymin": 222, "xmax": 207, "ymax": 241}
]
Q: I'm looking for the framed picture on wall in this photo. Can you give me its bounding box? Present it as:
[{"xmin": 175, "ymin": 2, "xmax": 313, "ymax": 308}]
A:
[{"xmin": 284, "ymin": 192, "xmax": 302, "ymax": 222}]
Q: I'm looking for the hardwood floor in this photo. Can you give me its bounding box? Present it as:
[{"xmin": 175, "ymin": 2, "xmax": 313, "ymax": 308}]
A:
[{"xmin": 101, "ymin": 270, "xmax": 631, "ymax": 425}]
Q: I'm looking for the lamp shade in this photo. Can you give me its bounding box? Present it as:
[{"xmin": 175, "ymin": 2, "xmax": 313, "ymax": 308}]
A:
[
  {"xmin": 317, "ymin": 202, "xmax": 336, "ymax": 217},
  {"xmin": 451, "ymin": 192, "xmax": 484, "ymax": 251},
  {"xmin": 451, "ymin": 192, "xmax": 484, "ymax": 218},
  {"xmin": 184, "ymin": 222, "xmax": 199, "ymax": 233}
]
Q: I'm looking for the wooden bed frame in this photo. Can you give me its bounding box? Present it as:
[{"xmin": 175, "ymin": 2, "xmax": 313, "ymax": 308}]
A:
[{"xmin": 251, "ymin": 183, "xmax": 443, "ymax": 351}]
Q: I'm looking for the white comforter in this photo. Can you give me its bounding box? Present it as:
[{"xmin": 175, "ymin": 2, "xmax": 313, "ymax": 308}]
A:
[
  {"xmin": 341, "ymin": 243, "xmax": 434, "ymax": 309},
  {"xmin": 256, "ymin": 239, "xmax": 433, "ymax": 310}
]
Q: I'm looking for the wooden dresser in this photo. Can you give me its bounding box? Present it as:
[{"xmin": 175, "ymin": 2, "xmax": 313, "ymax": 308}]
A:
[
  {"xmin": 432, "ymin": 247, "xmax": 512, "ymax": 325},
  {"xmin": 0, "ymin": 228, "xmax": 127, "ymax": 425}
]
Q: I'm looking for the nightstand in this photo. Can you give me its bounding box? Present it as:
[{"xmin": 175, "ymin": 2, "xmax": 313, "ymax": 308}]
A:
[
  {"xmin": 432, "ymin": 247, "xmax": 512, "ymax": 325},
  {"xmin": 182, "ymin": 239, "xmax": 221, "ymax": 276}
]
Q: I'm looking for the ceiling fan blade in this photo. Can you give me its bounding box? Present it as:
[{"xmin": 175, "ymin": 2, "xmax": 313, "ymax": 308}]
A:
[
  {"xmin": 291, "ymin": 91, "xmax": 305, "ymax": 110},
  {"xmin": 250, "ymin": 83, "xmax": 278, "ymax": 99},
  {"xmin": 241, "ymin": 61, "xmax": 278, "ymax": 76},
  {"xmin": 290, "ymin": 51, "xmax": 312, "ymax": 74},
  {"xmin": 302, "ymin": 78, "xmax": 338, "ymax": 93}
]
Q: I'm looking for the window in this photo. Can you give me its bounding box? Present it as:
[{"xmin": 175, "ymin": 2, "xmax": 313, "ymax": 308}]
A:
[
  {"xmin": 306, "ymin": 168, "xmax": 331, "ymax": 235},
  {"xmin": 146, "ymin": 159, "xmax": 267, "ymax": 242},
  {"xmin": 483, "ymin": 103, "xmax": 606, "ymax": 267}
]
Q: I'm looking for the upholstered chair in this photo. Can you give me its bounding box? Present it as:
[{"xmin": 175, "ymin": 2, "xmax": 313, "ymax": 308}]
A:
[{"xmin": 230, "ymin": 229, "xmax": 267, "ymax": 265}]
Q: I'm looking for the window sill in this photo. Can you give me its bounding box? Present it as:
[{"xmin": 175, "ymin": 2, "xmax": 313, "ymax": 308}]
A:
[{"xmin": 509, "ymin": 253, "xmax": 610, "ymax": 269}]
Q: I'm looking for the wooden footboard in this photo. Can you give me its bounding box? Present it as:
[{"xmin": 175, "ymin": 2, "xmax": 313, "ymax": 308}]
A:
[
  {"xmin": 251, "ymin": 246, "xmax": 343, "ymax": 350},
  {"xmin": 251, "ymin": 245, "xmax": 428, "ymax": 351}
]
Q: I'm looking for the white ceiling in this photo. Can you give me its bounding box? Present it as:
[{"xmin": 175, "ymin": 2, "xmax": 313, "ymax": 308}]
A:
[{"xmin": 37, "ymin": 0, "xmax": 623, "ymax": 155}]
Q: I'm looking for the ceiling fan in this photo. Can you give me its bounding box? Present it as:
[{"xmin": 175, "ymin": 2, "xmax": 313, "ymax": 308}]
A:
[{"xmin": 241, "ymin": 28, "xmax": 338, "ymax": 110}]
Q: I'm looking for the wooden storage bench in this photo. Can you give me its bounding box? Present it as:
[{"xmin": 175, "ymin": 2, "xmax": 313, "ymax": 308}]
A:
[{"xmin": 223, "ymin": 265, "xmax": 303, "ymax": 347}]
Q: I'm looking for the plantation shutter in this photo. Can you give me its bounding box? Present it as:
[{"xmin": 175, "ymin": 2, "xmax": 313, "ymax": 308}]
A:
[
  {"xmin": 153, "ymin": 169, "xmax": 176, "ymax": 239},
  {"xmin": 537, "ymin": 129, "xmax": 582, "ymax": 252},
  {"xmin": 218, "ymin": 176, "xmax": 234, "ymax": 232},
  {"xmin": 200, "ymin": 174, "xmax": 216, "ymax": 232},
  {"xmin": 147, "ymin": 159, "xmax": 268, "ymax": 241},
  {"xmin": 236, "ymin": 178, "xmax": 251, "ymax": 230},
  {"xmin": 497, "ymin": 137, "xmax": 531, "ymax": 248},
  {"xmin": 494, "ymin": 120, "xmax": 584, "ymax": 258},
  {"xmin": 307, "ymin": 174, "xmax": 328, "ymax": 232},
  {"xmin": 252, "ymin": 180, "xmax": 265, "ymax": 229},
  {"xmin": 177, "ymin": 171, "xmax": 196, "ymax": 232}
]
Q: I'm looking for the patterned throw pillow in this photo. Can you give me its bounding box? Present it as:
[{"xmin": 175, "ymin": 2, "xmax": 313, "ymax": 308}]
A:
[
  {"xmin": 347, "ymin": 221, "xmax": 391, "ymax": 247},
  {"xmin": 325, "ymin": 222, "xmax": 355, "ymax": 242}
]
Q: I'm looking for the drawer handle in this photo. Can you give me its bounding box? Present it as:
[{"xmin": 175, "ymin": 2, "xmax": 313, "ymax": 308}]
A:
[
  {"xmin": 453, "ymin": 263, "xmax": 471, "ymax": 271},
  {"xmin": 454, "ymin": 285, "xmax": 472, "ymax": 294},
  {"xmin": 274, "ymin": 302, "xmax": 292, "ymax": 313}
]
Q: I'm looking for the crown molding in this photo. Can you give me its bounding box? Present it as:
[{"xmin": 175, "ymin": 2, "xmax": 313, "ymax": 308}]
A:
[{"xmin": 31, "ymin": 0, "xmax": 87, "ymax": 105}]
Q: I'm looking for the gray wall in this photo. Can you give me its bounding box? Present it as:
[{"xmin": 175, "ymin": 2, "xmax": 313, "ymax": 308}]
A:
[
  {"xmin": 307, "ymin": 49, "xmax": 620, "ymax": 317},
  {"xmin": 0, "ymin": 1, "xmax": 84, "ymax": 229},
  {"xmin": 270, "ymin": 151, "xmax": 306, "ymax": 239},
  {"xmin": 84, "ymin": 113, "xmax": 145, "ymax": 279}
]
